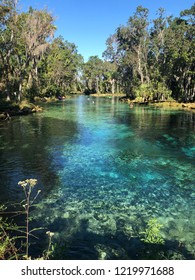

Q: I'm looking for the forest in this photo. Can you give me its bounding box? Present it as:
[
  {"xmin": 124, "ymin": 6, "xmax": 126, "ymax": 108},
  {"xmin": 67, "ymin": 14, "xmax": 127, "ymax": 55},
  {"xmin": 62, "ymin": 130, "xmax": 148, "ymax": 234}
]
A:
[{"xmin": 0, "ymin": 1, "xmax": 194, "ymax": 104}]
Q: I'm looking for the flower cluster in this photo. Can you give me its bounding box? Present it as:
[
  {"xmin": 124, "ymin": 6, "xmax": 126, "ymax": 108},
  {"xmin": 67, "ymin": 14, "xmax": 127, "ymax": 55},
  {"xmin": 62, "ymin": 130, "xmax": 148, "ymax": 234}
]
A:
[
  {"xmin": 46, "ymin": 231, "xmax": 55, "ymax": 237},
  {"xmin": 18, "ymin": 179, "xmax": 38, "ymax": 188}
]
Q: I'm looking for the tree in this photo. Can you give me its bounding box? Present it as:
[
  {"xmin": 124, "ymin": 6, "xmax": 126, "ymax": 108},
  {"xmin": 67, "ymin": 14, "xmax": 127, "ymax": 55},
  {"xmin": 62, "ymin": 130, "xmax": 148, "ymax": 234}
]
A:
[
  {"xmin": 102, "ymin": 61, "xmax": 117, "ymax": 94},
  {"xmin": 0, "ymin": 1, "xmax": 85, "ymax": 102},
  {"xmin": 147, "ymin": 8, "xmax": 172, "ymax": 100},
  {"xmin": 0, "ymin": 0, "xmax": 18, "ymax": 101},
  {"xmin": 117, "ymin": 6, "xmax": 150, "ymax": 86},
  {"xmin": 103, "ymin": 4, "xmax": 194, "ymax": 102},
  {"xmin": 82, "ymin": 56, "xmax": 118, "ymax": 94},
  {"xmin": 14, "ymin": 7, "xmax": 56, "ymax": 100},
  {"xmin": 103, "ymin": 34, "xmax": 122, "ymax": 93},
  {"xmin": 164, "ymin": 5, "xmax": 195, "ymax": 101},
  {"xmin": 0, "ymin": 3, "xmax": 56, "ymax": 102},
  {"xmin": 103, "ymin": 6, "xmax": 151, "ymax": 97},
  {"xmin": 40, "ymin": 36, "xmax": 83, "ymax": 96},
  {"xmin": 82, "ymin": 56, "xmax": 103, "ymax": 94}
]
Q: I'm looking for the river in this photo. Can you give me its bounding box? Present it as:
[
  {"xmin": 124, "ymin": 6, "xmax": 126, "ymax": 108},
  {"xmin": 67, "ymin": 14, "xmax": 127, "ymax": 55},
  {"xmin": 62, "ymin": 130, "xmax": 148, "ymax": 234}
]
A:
[{"xmin": 0, "ymin": 96, "xmax": 194, "ymax": 259}]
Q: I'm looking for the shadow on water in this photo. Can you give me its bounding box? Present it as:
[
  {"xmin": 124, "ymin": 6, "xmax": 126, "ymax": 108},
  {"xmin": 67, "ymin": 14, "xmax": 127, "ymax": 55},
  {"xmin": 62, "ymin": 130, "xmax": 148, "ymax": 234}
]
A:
[
  {"xmin": 0, "ymin": 115, "xmax": 79, "ymax": 202},
  {"xmin": 31, "ymin": 216, "xmax": 194, "ymax": 260},
  {"xmin": 114, "ymin": 106, "xmax": 195, "ymax": 164}
]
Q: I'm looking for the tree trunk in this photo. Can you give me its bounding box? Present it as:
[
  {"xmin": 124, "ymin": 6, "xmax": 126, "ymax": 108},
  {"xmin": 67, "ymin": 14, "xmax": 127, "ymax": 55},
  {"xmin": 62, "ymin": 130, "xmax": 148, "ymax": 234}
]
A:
[
  {"xmin": 6, "ymin": 92, "xmax": 11, "ymax": 101},
  {"xmin": 137, "ymin": 46, "xmax": 144, "ymax": 84},
  {"xmin": 18, "ymin": 81, "xmax": 22, "ymax": 101},
  {"xmin": 111, "ymin": 79, "xmax": 115, "ymax": 94}
]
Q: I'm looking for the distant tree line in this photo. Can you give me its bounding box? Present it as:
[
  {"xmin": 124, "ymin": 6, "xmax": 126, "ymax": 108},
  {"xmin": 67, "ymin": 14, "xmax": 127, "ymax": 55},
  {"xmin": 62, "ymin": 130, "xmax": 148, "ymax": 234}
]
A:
[
  {"xmin": 84, "ymin": 5, "xmax": 195, "ymax": 102},
  {"xmin": 0, "ymin": 1, "xmax": 194, "ymax": 103}
]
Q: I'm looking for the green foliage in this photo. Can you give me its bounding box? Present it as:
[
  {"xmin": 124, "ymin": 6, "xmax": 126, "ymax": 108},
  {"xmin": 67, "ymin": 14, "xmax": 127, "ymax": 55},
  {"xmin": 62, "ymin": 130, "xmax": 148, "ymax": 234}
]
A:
[
  {"xmin": 0, "ymin": 211, "xmax": 20, "ymax": 260},
  {"xmin": 83, "ymin": 56, "xmax": 118, "ymax": 94},
  {"xmin": 0, "ymin": 2, "xmax": 194, "ymax": 102},
  {"xmin": 0, "ymin": 179, "xmax": 54, "ymax": 260},
  {"xmin": 134, "ymin": 83, "xmax": 153, "ymax": 101},
  {"xmin": 103, "ymin": 4, "xmax": 194, "ymax": 102},
  {"xmin": 141, "ymin": 218, "xmax": 165, "ymax": 245},
  {"xmin": 134, "ymin": 82, "xmax": 171, "ymax": 102},
  {"xmin": 40, "ymin": 37, "xmax": 83, "ymax": 96},
  {"xmin": 153, "ymin": 82, "xmax": 172, "ymax": 101},
  {"xmin": 0, "ymin": 2, "xmax": 83, "ymax": 102}
]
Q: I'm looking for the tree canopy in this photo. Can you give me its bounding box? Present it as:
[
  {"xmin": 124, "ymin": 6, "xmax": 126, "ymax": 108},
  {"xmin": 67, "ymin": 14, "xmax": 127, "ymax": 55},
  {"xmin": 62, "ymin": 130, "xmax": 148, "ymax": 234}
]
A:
[
  {"xmin": 102, "ymin": 4, "xmax": 195, "ymax": 102},
  {"xmin": 0, "ymin": 0, "xmax": 83, "ymax": 102},
  {"xmin": 0, "ymin": 1, "xmax": 194, "ymax": 103}
]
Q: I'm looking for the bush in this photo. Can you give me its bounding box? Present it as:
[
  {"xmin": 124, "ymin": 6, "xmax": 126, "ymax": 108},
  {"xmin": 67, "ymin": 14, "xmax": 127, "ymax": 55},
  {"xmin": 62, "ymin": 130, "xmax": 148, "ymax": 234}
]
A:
[{"xmin": 134, "ymin": 82, "xmax": 171, "ymax": 102}]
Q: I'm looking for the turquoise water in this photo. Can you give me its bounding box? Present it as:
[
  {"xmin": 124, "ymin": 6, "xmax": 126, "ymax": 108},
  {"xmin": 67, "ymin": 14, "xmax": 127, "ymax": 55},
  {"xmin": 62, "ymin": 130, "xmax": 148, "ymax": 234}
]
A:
[{"xmin": 0, "ymin": 96, "xmax": 195, "ymax": 259}]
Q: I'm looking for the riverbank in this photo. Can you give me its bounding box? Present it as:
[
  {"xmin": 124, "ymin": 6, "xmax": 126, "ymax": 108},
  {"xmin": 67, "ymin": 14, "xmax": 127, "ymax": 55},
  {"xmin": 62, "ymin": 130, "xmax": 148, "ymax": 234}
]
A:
[
  {"xmin": 0, "ymin": 95, "xmax": 73, "ymax": 120},
  {"xmin": 0, "ymin": 100, "xmax": 43, "ymax": 120},
  {"xmin": 119, "ymin": 96, "xmax": 195, "ymax": 111},
  {"xmin": 90, "ymin": 93, "xmax": 124, "ymax": 97},
  {"xmin": 150, "ymin": 101, "xmax": 195, "ymax": 111},
  {"xmin": 1, "ymin": 95, "xmax": 194, "ymax": 121}
]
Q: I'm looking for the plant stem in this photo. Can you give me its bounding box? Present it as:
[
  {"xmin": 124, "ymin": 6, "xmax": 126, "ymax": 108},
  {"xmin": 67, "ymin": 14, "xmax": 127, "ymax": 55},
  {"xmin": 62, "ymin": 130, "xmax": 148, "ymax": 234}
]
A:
[{"xmin": 25, "ymin": 188, "xmax": 31, "ymax": 259}]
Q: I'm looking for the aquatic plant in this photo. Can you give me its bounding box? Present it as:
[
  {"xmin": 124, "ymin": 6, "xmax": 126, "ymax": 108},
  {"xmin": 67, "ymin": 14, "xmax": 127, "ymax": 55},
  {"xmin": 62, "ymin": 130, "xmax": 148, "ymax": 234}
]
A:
[{"xmin": 141, "ymin": 218, "xmax": 165, "ymax": 245}]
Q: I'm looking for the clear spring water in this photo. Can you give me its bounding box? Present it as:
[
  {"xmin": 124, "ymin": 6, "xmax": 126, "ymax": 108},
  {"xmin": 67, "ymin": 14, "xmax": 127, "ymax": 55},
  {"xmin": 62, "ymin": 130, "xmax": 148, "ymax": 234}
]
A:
[{"xmin": 0, "ymin": 96, "xmax": 195, "ymax": 259}]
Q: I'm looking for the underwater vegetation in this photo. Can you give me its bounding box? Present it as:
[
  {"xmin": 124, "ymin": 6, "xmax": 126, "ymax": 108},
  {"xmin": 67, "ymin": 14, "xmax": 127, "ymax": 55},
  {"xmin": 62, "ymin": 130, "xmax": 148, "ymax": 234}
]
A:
[{"xmin": 140, "ymin": 218, "xmax": 164, "ymax": 245}]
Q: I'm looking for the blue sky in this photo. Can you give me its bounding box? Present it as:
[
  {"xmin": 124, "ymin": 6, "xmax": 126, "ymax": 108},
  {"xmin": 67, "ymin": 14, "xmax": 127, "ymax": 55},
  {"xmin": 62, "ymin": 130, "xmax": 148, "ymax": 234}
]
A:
[{"xmin": 19, "ymin": 0, "xmax": 194, "ymax": 61}]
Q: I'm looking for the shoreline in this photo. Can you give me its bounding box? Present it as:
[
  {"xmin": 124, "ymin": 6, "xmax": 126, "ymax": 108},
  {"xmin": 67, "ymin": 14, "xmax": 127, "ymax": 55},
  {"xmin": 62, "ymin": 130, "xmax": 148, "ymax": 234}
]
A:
[
  {"xmin": 119, "ymin": 97, "xmax": 195, "ymax": 112},
  {"xmin": 0, "ymin": 100, "xmax": 43, "ymax": 120},
  {"xmin": 91, "ymin": 94, "xmax": 195, "ymax": 111},
  {"xmin": 89, "ymin": 93, "xmax": 125, "ymax": 97},
  {"xmin": 150, "ymin": 101, "xmax": 195, "ymax": 111},
  {"xmin": 1, "ymin": 95, "xmax": 195, "ymax": 121}
]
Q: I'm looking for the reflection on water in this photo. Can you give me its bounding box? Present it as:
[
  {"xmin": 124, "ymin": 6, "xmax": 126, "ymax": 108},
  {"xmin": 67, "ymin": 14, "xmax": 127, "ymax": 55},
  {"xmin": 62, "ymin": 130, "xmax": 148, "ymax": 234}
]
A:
[{"xmin": 0, "ymin": 96, "xmax": 195, "ymax": 259}]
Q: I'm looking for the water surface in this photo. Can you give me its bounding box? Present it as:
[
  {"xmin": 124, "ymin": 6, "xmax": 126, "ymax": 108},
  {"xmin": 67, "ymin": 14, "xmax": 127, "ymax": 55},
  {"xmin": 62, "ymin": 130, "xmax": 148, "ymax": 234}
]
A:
[{"xmin": 0, "ymin": 96, "xmax": 194, "ymax": 259}]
